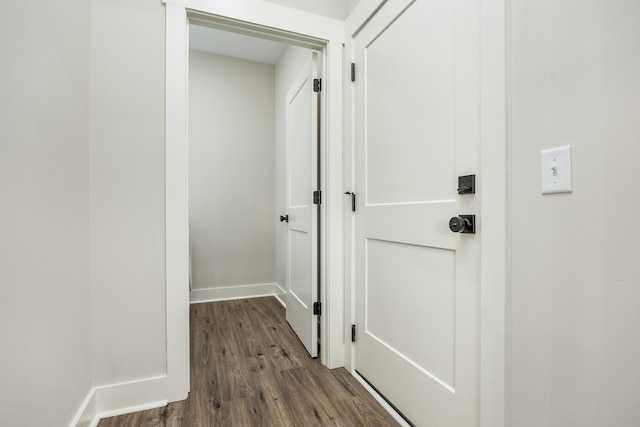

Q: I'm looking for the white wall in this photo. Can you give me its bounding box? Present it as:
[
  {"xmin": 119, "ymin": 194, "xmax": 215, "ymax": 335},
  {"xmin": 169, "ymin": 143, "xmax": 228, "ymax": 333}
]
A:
[
  {"xmin": 0, "ymin": 0, "xmax": 92, "ymax": 425},
  {"xmin": 274, "ymin": 46, "xmax": 315, "ymax": 301},
  {"xmin": 189, "ymin": 51, "xmax": 276, "ymax": 291},
  {"xmin": 89, "ymin": 0, "xmax": 167, "ymax": 385},
  {"xmin": 510, "ymin": 1, "xmax": 640, "ymax": 426}
]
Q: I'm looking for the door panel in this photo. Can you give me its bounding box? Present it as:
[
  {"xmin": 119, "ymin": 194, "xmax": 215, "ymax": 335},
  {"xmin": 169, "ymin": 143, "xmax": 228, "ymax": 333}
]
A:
[
  {"xmin": 366, "ymin": 238, "xmax": 456, "ymax": 389},
  {"xmin": 289, "ymin": 229, "xmax": 312, "ymax": 305},
  {"xmin": 286, "ymin": 53, "xmax": 319, "ymax": 358},
  {"xmin": 354, "ymin": 0, "xmax": 480, "ymax": 425},
  {"xmin": 364, "ymin": 0, "xmax": 455, "ymax": 205}
]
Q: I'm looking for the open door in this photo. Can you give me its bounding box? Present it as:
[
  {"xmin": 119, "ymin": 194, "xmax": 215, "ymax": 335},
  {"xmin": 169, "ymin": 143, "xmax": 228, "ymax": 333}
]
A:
[
  {"xmin": 284, "ymin": 53, "xmax": 320, "ymax": 358},
  {"xmin": 353, "ymin": 0, "xmax": 482, "ymax": 425}
]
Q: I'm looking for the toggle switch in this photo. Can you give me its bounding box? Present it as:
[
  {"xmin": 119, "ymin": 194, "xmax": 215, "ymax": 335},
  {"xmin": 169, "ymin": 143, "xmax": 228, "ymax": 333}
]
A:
[{"xmin": 541, "ymin": 146, "xmax": 572, "ymax": 194}]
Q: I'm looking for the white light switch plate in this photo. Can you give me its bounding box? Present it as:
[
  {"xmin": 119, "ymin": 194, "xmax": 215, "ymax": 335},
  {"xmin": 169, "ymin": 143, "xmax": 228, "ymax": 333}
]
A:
[{"xmin": 541, "ymin": 145, "xmax": 572, "ymax": 194}]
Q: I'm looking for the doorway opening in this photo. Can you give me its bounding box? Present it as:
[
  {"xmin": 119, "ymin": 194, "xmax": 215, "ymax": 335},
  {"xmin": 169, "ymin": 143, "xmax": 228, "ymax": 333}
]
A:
[
  {"xmin": 165, "ymin": 5, "xmax": 346, "ymax": 403},
  {"xmin": 185, "ymin": 15, "xmax": 328, "ymax": 373}
]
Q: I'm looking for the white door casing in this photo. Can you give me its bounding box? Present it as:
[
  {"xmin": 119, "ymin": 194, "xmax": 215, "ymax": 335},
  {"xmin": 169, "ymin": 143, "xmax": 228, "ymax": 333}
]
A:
[
  {"xmin": 285, "ymin": 53, "xmax": 320, "ymax": 358},
  {"xmin": 353, "ymin": 0, "xmax": 483, "ymax": 425}
]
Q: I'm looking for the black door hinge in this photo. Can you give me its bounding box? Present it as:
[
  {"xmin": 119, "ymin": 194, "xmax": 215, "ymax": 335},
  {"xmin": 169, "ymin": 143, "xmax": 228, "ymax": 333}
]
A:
[
  {"xmin": 313, "ymin": 190, "xmax": 321, "ymax": 205},
  {"xmin": 313, "ymin": 78, "xmax": 322, "ymax": 92},
  {"xmin": 351, "ymin": 63, "xmax": 356, "ymax": 82},
  {"xmin": 313, "ymin": 302, "xmax": 321, "ymax": 316},
  {"xmin": 351, "ymin": 324, "xmax": 356, "ymax": 342}
]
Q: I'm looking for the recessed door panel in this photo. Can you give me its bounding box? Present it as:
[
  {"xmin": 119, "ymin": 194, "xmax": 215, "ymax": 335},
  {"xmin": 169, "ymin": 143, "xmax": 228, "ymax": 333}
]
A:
[
  {"xmin": 365, "ymin": 238, "xmax": 455, "ymax": 389},
  {"xmin": 289, "ymin": 229, "xmax": 311, "ymax": 308},
  {"xmin": 365, "ymin": 0, "xmax": 455, "ymax": 206},
  {"xmin": 289, "ymin": 79, "xmax": 313, "ymax": 208}
]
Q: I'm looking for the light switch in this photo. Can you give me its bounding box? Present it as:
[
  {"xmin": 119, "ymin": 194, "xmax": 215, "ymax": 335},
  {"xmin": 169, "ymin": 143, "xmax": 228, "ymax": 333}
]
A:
[{"xmin": 541, "ymin": 146, "xmax": 572, "ymax": 194}]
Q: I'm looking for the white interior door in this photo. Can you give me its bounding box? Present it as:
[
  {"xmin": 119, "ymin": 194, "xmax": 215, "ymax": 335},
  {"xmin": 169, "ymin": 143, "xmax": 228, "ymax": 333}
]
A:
[
  {"xmin": 285, "ymin": 53, "xmax": 319, "ymax": 358},
  {"xmin": 353, "ymin": 0, "xmax": 481, "ymax": 425}
]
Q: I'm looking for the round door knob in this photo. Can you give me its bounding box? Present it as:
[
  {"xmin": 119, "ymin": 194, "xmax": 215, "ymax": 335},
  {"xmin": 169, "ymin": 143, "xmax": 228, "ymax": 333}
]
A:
[{"xmin": 449, "ymin": 216, "xmax": 469, "ymax": 233}]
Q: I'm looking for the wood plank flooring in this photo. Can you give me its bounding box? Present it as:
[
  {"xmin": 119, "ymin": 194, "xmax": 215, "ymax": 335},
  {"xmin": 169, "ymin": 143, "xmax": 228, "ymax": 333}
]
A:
[{"xmin": 99, "ymin": 297, "xmax": 399, "ymax": 426}]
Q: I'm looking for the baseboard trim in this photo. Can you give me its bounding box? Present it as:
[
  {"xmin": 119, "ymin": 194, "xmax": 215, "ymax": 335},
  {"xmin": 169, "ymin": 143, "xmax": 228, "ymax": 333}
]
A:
[
  {"xmin": 95, "ymin": 375, "xmax": 167, "ymax": 417},
  {"xmin": 70, "ymin": 376, "xmax": 168, "ymax": 427},
  {"xmin": 274, "ymin": 283, "xmax": 286, "ymax": 307},
  {"xmin": 96, "ymin": 400, "xmax": 168, "ymax": 423},
  {"xmin": 70, "ymin": 386, "xmax": 97, "ymax": 427},
  {"xmin": 190, "ymin": 282, "xmax": 281, "ymax": 304}
]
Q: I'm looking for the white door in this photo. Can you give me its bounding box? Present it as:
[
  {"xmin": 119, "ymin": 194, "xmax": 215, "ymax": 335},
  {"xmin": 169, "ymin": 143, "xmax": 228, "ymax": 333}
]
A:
[
  {"xmin": 354, "ymin": 0, "xmax": 481, "ymax": 425},
  {"xmin": 285, "ymin": 53, "xmax": 319, "ymax": 358}
]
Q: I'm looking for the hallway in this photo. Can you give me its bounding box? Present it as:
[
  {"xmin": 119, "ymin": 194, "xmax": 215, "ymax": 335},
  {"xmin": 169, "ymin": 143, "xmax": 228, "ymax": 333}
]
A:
[{"xmin": 99, "ymin": 297, "xmax": 399, "ymax": 426}]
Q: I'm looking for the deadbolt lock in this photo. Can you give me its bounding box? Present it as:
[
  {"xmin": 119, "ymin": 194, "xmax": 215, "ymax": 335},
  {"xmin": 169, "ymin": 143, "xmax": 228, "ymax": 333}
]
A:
[{"xmin": 457, "ymin": 175, "xmax": 476, "ymax": 194}]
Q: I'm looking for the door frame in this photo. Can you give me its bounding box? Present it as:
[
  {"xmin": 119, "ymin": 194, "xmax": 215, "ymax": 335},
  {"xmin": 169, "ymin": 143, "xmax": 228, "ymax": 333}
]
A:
[
  {"xmin": 342, "ymin": 1, "xmax": 509, "ymax": 426},
  {"xmin": 163, "ymin": 0, "xmax": 345, "ymax": 402}
]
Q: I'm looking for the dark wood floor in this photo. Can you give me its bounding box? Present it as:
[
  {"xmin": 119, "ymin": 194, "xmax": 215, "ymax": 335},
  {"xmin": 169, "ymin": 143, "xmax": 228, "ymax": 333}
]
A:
[{"xmin": 99, "ymin": 297, "xmax": 399, "ymax": 426}]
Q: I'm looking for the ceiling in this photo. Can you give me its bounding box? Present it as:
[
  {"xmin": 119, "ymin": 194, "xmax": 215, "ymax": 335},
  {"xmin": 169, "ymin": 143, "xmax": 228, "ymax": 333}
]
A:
[{"xmin": 189, "ymin": 24, "xmax": 288, "ymax": 65}]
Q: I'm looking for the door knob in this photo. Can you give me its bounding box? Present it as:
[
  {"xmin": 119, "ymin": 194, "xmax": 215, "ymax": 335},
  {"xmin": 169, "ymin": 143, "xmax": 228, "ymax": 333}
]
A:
[
  {"xmin": 449, "ymin": 215, "xmax": 475, "ymax": 234},
  {"xmin": 280, "ymin": 215, "xmax": 289, "ymax": 223}
]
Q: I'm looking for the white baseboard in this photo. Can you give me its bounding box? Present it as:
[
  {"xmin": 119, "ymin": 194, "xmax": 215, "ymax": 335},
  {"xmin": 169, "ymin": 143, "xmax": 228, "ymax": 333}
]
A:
[
  {"xmin": 190, "ymin": 282, "xmax": 282, "ymax": 304},
  {"xmin": 70, "ymin": 386, "xmax": 97, "ymax": 427},
  {"xmin": 70, "ymin": 376, "xmax": 168, "ymax": 427},
  {"xmin": 95, "ymin": 375, "xmax": 168, "ymax": 418},
  {"xmin": 274, "ymin": 283, "xmax": 286, "ymax": 307}
]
